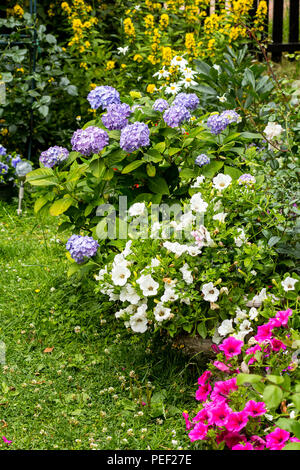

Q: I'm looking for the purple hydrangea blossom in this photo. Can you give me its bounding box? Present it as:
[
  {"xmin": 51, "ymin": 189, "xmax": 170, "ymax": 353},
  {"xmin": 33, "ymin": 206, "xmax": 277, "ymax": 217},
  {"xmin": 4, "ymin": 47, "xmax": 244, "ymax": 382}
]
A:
[
  {"xmin": 238, "ymin": 173, "xmax": 256, "ymax": 185},
  {"xmin": 0, "ymin": 162, "xmax": 8, "ymax": 174},
  {"xmin": 71, "ymin": 126, "xmax": 109, "ymax": 156},
  {"xmin": 206, "ymin": 113, "xmax": 229, "ymax": 135},
  {"xmin": 163, "ymin": 105, "xmax": 191, "ymax": 128},
  {"xmin": 66, "ymin": 234, "xmax": 99, "ymax": 264},
  {"xmin": 87, "ymin": 86, "xmax": 120, "ymax": 110},
  {"xmin": 40, "ymin": 146, "xmax": 69, "ymax": 168},
  {"xmin": 0, "ymin": 145, "xmax": 7, "ymax": 156},
  {"xmin": 152, "ymin": 99, "xmax": 169, "ymax": 112},
  {"xmin": 172, "ymin": 93, "xmax": 199, "ymax": 110},
  {"xmin": 120, "ymin": 122, "xmax": 150, "ymax": 153},
  {"xmin": 101, "ymin": 103, "xmax": 131, "ymax": 130},
  {"xmin": 195, "ymin": 154, "xmax": 210, "ymax": 167},
  {"xmin": 220, "ymin": 110, "xmax": 242, "ymax": 124}
]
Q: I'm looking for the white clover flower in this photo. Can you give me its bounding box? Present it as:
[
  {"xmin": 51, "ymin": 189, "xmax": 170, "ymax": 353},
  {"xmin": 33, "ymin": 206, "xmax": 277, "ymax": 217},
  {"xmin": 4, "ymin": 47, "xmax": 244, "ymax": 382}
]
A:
[
  {"xmin": 213, "ymin": 212, "xmax": 228, "ymax": 223},
  {"xmin": 129, "ymin": 312, "xmax": 148, "ymax": 333},
  {"xmin": 128, "ymin": 202, "xmax": 146, "ymax": 217},
  {"xmin": 137, "ymin": 274, "xmax": 159, "ymax": 296},
  {"xmin": 212, "ymin": 173, "xmax": 232, "ymax": 191},
  {"xmin": 191, "ymin": 175, "xmax": 205, "ymax": 188},
  {"xmin": 218, "ymin": 319, "xmax": 234, "ymax": 337},
  {"xmin": 190, "ymin": 193, "xmax": 208, "ymax": 213},
  {"xmin": 74, "ymin": 326, "xmax": 81, "ymax": 334},
  {"xmin": 154, "ymin": 303, "xmax": 171, "ymax": 322},
  {"xmin": 264, "ymin": 122, "xmax": 283, "ymax": 140},
  {"xmin": 202, "ymin": 282, "xmax": 220, "ymax": 303},
  {"xmin": 119, "ymin": 284, "xmax": 140, "ymax": 305},
  {"xmin": 281, "ymin": 276, "xmax": 298, "ymax": 292},
  {"xmin": 234, "ymin": 228, "xmax": 247, "ymax": 247},
  {"xmin": 111, "ymin": 265, "xmax": 131, "ymax": 286}
]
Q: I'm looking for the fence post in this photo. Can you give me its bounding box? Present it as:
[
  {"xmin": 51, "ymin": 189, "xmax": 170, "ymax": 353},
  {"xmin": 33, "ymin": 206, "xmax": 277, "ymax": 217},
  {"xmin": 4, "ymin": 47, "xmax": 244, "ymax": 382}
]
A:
[
  {"xmin": 272, "ymin": 0, "xmax": 284, "ymax": 61},
  {"xmin": 289, "ymin": 0, "xmax": 299, "ymax": 43}
]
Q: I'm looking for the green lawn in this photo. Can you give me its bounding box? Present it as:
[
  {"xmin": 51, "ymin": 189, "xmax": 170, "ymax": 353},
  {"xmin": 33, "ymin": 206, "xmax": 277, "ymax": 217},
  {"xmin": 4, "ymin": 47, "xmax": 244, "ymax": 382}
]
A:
[{"xmin": 0, "ymin": 200, "xmax": 202, "ymax": 450}]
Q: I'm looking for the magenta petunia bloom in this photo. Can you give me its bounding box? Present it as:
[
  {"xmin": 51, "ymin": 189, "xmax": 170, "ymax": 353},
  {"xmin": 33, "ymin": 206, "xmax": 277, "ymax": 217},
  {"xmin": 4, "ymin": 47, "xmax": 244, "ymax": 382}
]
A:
[
  {"xmin": 225, "ymin": 411, "xmax": 249, "ymax": 432},
  {"xmin": 244, "ymin": 400, "xmax": 267, "ymax": 417},
  {"xmin": 217, "ymin": 431, "xmax": 247, "ymax": 449},
  {"xmin": 232, "ymin": 442, "xmax": 254, "ymax": 450},
  {"xmin": 195, "ymin": 382, "xmax": 211, "ymax": 402},
  {"xmin": 211, "ymin": 377, "xmax": 238, "ymax": 401},
  {"xmin": 198, "ymin": 370, "xmax": 212, "ymax": 385},
  {"xmin": 188, "ymin": 422, "xmax": 208, "ymax": 442},
  {"xmin": 265, "ymin": 427, "xmax": 290, "ymax": 450},
  {"xmin": 182, "ymin": 412, "xmax": 192, "ymax": 430},
  {"xmin": 192, "ymin": 408, "xmax": 209, "ymax": 424},
  {"xmin": 270, "ymin": 338, "xmax": 287, "ymax": 352},
  {"xmin": 254, "ymin": 323, "xmax": 273, "ymax": 342},
  {"xmin": 275, "ymin": 308, "xmax": 292, "ymax": 327},
  {"xmin": 213, "ymin": 361, "xmax": 231, "ymax": 373},
  {"xmin": 219, "ymin": 337, "xmax": 244, "ymax": 359},
  {"xmin": 207, "ymin": 402, "xmax": 232, "ymax": 427}
]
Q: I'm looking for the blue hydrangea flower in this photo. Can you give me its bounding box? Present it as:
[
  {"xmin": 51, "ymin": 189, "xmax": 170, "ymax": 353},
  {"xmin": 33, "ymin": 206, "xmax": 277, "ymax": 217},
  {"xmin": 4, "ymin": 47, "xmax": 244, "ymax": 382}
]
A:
[
  {"xmin": 11, "ymin": 155, "xmax": 22, "ymax": 169},
  {"xmin": 66, "ymin": 234, "xmax": 99, "ymax": 264},
  {"xmin": 40, "ymin": 146, "xmax": 69, "ymax": 168},
  {"xmin": 0, "ymin": 162, "xmax": 8, "ymax": 175},
  {"xmin": 163, "ymin": 105, "xmax": 191, "ymax": 128},
  {"xmin": 87, "ymin": 86, "xmax": 120, "ymax": 110},
  {"xmin": 195, "ymin": 154, "xmax": 210, "ymax": 167},
  {"xmin": 120, "ymin": 122, "xmax": 150, "ymax": 153},
  {"xmin": 71, "ymin": 126, "xmax": 109, "ymax": 156},
  {"xmin": 238, "ymin": 173, "xmax": 256, "ymax": 185},
  {"xmin": 206, "ymin": 113, "xmax": 229, "ymax": 135},
  {"xmin": 101, "ymin": 103, "xmax": 131, "ymax": 130},
  {"xmin": 220, "ymin": 110, "xmax": 242, "ymax": 124},
  {"xmin": 172, "ymin": 93, "xmax": 199, "ymax": 110},
  {"xmin": 0, "ymin": 145, "xmax": 7, "ymax": 156},
  {"xmin": 152, "ymin": 99, "xmax": 169, "ymax": 112}
]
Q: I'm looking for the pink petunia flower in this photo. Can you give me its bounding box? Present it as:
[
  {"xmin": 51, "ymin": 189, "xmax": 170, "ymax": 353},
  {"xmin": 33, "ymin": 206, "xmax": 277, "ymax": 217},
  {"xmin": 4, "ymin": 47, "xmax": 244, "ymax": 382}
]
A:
[
  {"xmin": 250, "ymin": 435, "xmax": 266, "ymax": 450},
  {"xmin": 254, "ymin": 323, "xmax": 273, "ymax": 342},
  {"xmin": 225, "ymin": 411, "xmax": 249, "ymax": 432},
  {"xmin": 192, "ymin": 408, "xmax": 209, "ymax": 424},
  {"xmin": 211, "ymin": 377, "xmax": 238, "ymax": 401},
  {"xmin": 232, "ymin": 442, "xmax": 254, "ymax": 450},
  {"xmin": 188, "ymin": 422, "xmax": 208, "ymax": 442},
  {"xmin": 270, "ymin": 338, "xmax": 287, "ymax": 352},
  {"xmin": 182, "ymin": 412, "xmax": 192, "ymax": 430},
  {"xmin": 265, "ymin": 427, "xmax": 290, "ymax": 450},
  {"xmin": 219, "ymin": 337, "xmax": 243, "ymax": 359},
  {"xmin": 244, "ymin": 400, "xmax": 267, "ymax": 417},
  {"xmin": 275, "ymin": 309, "xmax": 292, "ymax": 327},
  {"xmin": 213, "ymin": 361, "xmax": 231, "ymax": 373},
  {"xmin": 195, "ymin": 382, "xmax": 211, "ymax": 402},
  {"xmin": 207, "ymin": 401, "xmax": 232, "ymax": 427},
  {"xmin": 217, "ymin": 431, "xmax": 247, "ymax": 449},
  {"xmin": 198, "ymin": 370, "xmax": 212, "ymax": 385}
]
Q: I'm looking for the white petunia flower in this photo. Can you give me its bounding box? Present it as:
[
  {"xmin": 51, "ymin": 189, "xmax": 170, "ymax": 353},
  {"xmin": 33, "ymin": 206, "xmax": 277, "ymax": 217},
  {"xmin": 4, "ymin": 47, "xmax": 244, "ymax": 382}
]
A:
[
  {"xmin": 154, "ymin": 304, "xmax": 171, "ymax": 322},
  {"xmin": 190, "ymin": 193, "xmax": 208, "ymax": 213},
  {"xmin": 218, "ymin": 319, "xmax": 234, "ymax": 337},
  {"xmin": 191, "ymin": 175, "xmax": 205, "ymax": 188},
  {"xmin": 111, "ymin": 265, "xmax": 131, "ymax": 286},
  {"xmin": 180, "ymin": 263, "xmax": 193, "ymax": 284},
  {"xmin": 239, "ymin": 319, "xmax": 253, "ymax": 334},
  {"xmin": 281, "ymin": 276, "xmax": 298, "ymax": 292},
  {"xmin": 161, "ymin": 286, "xmax": 178, "ymax": 303},
  {"xmin": 186, "ymin": 245, "xmax": 202, "ymax": 256},
  {"xmin": 264, "ymin": 122, "xmax": 283, "ymax": 140},
  {"xmin": 234, "ymin": 307, "xmax": 248, "ymax": 324},
  {"xmin": 150, "ymin": 258, "xmax": 160, "ymax": 268},
  {"xmin": 95, "ymin": 266, "xmax": 108, "ymax": 281},
  {"xmin": 249, "ymin": 307, "xmax": 258, "ymax": 320},
  {"xmin": 212, "ymin": 173, "xmax": 232, "ymax": 191},
  {"xmin": 128, "ymin": 202, "xmax": 146, "ymax": 217},
  {"xmin": 137, "ymin": 274, "xmax": 159, "ymax": 296},
  {"xmin": 129, "ymin": 312, "xmax": 148, "ymax": 333},
  {"xmin": 234, "ymin": 228, "xmax": 247, "ymax": 247},
  {"xmin": 202, "ymin": 282, "xmax": 220, "ymax": 303},
  {"xmin": 119, "ymin": 284, "xmax": 140, "ymax": 305},
  {"xmin": 213, "ymin": 212, "xmax": 228, "ymax": 223}
]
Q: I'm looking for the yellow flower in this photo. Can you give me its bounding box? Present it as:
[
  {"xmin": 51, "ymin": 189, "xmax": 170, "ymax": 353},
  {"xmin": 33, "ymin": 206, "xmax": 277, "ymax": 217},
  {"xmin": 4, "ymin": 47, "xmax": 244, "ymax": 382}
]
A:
[
  {"xmin": 144, "ymin": 14, "xmax": 155, "ymax": 30},
  {"xmin": 146, "ymin": 84, "xmax": 156, "ymax": 94},
  {"xmin": 13, "ymin": 5, "xmax": 24, "ymax": 16},
  {"xmin": 133, "ymin": 54, "xmax": 143, "ymax": 63},
  {"xmin": 16, "ymin": 67, "xmax": 24, "ymax": 73},
  {"xmin": 48, "ymin": 77, "xmax": 55, "ymax": 83},
  {"xmin": 124, "ymin": 18, "xmax": 135, "ymax": 37},
  {"xmin": 121, "ymin": 63, "xmax": 127, "ymax": 69},
  {"xmin": 159, "ymin": 13, "xmax": 169, "ymax": 29},
  {"xmin": 106, "ymin": 60, "xmax": 115, "ymax": 70},
  {"xmin": 1, "ymin": 129, "xmax": 8, "ymax": 136},
  {"xmin": 130, "ymin": 91, "xmax": 142, "ymax": 99},
  {"xmin": 90, "ymin": 83, "xmax": 97, "ymax": 89},
  {"xmin": 161, "ymin": 46, "xmax": 172, "ymax": 66},
  {"xmin": 80, "ymin": 62, "xmax": 88, "ymax": 70}
]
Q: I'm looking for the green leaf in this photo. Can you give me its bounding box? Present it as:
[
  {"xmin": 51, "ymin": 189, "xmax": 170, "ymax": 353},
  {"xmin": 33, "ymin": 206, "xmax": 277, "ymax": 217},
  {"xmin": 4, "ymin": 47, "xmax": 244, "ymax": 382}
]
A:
[
  {"xmin": 283, "ymin": 442, "xmax": 300, "ymax": 451},
  {"xmin": 276, "ymin": 418, "xmax": 300, "ymax": 438},
  {"xmin": 292, "ymin": 393, "xmax": 300, "ymax": 410},
  {"xmin": 168, "ymin": 147, "xmax": 181, "ymax": 156},
  {"xmin": 34, "ymin": 196, "xmax": 49, "ymax": 213},
  {"xmin": 67, "ymin": 263, "xmax": 81, "ymax": 277},
  {"xmin": 201, "ymin": 160, "xmax": 224, "ymax": 178},
  {"xmin": 26, "ymin": 168, "xmax": 58, "ymax": 186},
  {"xmin": 263, "ymin": 385, "xmax": 283, "ymax": 409},
  {"xmin": 179, "ymin": 168, "xmax": 197, "ymax": 179},
  {"xmin": 49, "ymin": 197, "xmax": 74, "ymax": 216},
  {"xmin": 266, "ymin": 375, "xmax": 284, "ymax": 385},
  {"xmin": 154, "ymin": 141, "xmax": 166, "ymax": 153},
  {"xmin": 268, "ymin": 236, "xmax": 281, "ymax": 247},
  {"xmin": 146, "ymin": 164, "xmax": 156, "ymax": 177},
  {"xmin": 89, "ymin": 158, "xmax": 106, "ymax": 178},
  {"xmin": 197, "ymin": 322, "xmax": 207, "ymax": 339},
  {"xmin": 224, "ymin": 165, "xmax": 242, "ymax": 180},
  {"xmin": 148, "ymin": 176, "xmax": 170, "ymax": 195},
  {"xmin": 236, "ymin": 374, "xmax": 262, "ymax": 385},
  {"xmin": 122, "ymin": 160, "xmax": 145, "ymax": 174}
]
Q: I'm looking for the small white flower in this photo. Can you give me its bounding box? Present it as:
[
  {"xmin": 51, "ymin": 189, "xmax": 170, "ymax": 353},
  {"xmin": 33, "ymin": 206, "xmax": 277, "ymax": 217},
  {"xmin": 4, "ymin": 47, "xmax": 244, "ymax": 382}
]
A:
[
  {"xmin": 234, "ymin": 228, "xmax": 247, "ymax": 247},
  {"xmin": 217, "ymin": 94, "xmax": 227, "ymax": 103},
  {"xmin": 120, "ymin": 284, "xmax": 140, "ymax": 304},
  {"xmin": 218, "ymin": 319, "xmax": 234, "ymax": 337},
  {"xmin": 234, "ymin": 307, "xmax": 248, "ymax": 324},
  {"xmin": 281, "ymin": 276, "xmax": 298, "ymax": 292},
  {"xmin": 250, "ymin": 270, "xmax": 257, "ymax": 276},
  {"xmin": 161, "ymin": 286, "xmax": 178, "ymax": 303},
  {"xmin": 171, "ymin": 56, "xmax": 188, "ymax": 69},
  {"xmin": 154, "ymin": 303, "xmax": 171, "ymax": 322},
  {"xmin": 137, "ymin": 274, "xmax": 159, "ymax": 296},
  {"xmin": 186, "ymin": 245, "xmax": 202, "ymax": 256},
  {"xmin": 212, "ymin": 173, "xmax": 232, "ymax": 191},
  {"xmin": 153, "ymin": 67, "xmax": 170, "ymax": 79},
  {"xmin": 180, "ymin": 263, "xmax": 193, "ymax": 284},
  {"xmin": 202, "ymin": 282, "xmax": 220, "ymax": 303},
  {"xmin": 249, "ymin": 307, "xmax": 258, "ymax": 320},
  {"xmin": 128, "ymin": 202, "xmax": 146, "ymax": 216},
  {"xmin": 190, "ymin": 193, "xmax": 208, "ymax": 213},
  {"xmin": 239, "ymin": 319, "xmax": 253, "ymax": 334},
  {"xmin": 178, "ymin": 77, "xmax": 197, "ymax": 88},
  {"xmin": 191, "ymin": 175, "xmax": 205, "ymax": 188},
  {"xmin": 165, "ymin": 82, "xmax": 181, "ymax": 95},
  {"xmin": 74, "ymin": 326, "xmax": 81, "ymax": 334},
  {"xmin": 117, "ymin": 46, "xmax": 129, "ymax": 55},
  {"xmin": 111, "ymin": 265, "xmax": 131, "ymax": 286},
  {"xmin": 129, "ymin": 312, "xmax": 148, "ymax": 333},
  {"xmin": 264, "ymin": 122, "xmax": 283, "ymax": 140},
  {"xmin": 213, "ymin": 212, "xmax": 228, "ymax": 223}
]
